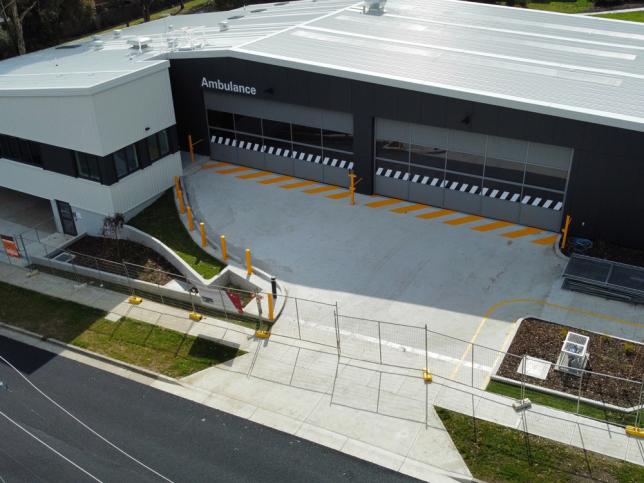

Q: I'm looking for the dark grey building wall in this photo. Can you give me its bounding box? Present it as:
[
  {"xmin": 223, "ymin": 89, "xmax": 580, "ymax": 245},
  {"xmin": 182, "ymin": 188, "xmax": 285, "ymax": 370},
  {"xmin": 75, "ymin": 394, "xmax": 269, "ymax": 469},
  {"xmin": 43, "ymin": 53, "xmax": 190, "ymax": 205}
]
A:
[{"xmin": 168, "ymin": 57, "xmax": 644, "ymax": 248}]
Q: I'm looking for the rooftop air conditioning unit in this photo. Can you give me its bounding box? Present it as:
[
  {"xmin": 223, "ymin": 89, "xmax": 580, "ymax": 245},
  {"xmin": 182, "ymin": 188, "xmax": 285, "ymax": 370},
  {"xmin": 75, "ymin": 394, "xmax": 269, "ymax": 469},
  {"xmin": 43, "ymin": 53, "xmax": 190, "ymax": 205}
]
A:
[
  {"xmin": 555, "ymin": 331, "xmax": 590, "ymax": 377},
  {"xmin": 363, "ymin": 0, "xmax": 386, "ymax": 14}
]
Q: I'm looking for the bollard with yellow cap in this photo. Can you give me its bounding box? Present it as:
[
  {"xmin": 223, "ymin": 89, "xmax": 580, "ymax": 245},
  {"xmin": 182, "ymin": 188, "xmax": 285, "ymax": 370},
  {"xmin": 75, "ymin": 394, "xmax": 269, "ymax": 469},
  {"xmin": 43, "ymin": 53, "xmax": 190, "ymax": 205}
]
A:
[
  {"xmin": 187, "ymin": 206, "xmax": 194, "ymax": 231},
  {"xmin": 177, "ymin": 189, "xmax": 186, "ymax": 214},
  {"xmin": 267, "ymin": 293, "xmax": 274, "ymax": 321},
  {"xmin": 200, "ymin": 222, "xmax": 207, "ymax": 247},
  {"xmin": 245, "ymin": 249, "xmax": 253, "ymax": 276},
  {"xmin": 220, "ymin": 235, "xmax": 228, "ymax": 261}
]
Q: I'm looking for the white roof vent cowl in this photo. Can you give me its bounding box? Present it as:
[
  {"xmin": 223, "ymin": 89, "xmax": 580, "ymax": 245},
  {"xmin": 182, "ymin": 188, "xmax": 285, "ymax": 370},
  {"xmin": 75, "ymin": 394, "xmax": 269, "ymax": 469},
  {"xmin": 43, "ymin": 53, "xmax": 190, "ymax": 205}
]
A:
[
  {"xmin": 127, "ymin": 36, "xmax": 152, "ymax": 52},
  {"xmin": 219, "ymin": 21, "xmax": 229, "ymax": 32},
  {"xmin": 363, "ymin": 0, "xmax": 386, "ymax": 14}
]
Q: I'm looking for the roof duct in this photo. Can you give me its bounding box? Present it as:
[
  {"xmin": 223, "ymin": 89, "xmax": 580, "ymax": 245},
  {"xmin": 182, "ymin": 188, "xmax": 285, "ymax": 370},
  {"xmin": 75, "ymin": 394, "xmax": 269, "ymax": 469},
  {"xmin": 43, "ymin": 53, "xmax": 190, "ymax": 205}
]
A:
[{"xmin": 363, "ymin": 0, "xmax": 386, "ymax": 14}]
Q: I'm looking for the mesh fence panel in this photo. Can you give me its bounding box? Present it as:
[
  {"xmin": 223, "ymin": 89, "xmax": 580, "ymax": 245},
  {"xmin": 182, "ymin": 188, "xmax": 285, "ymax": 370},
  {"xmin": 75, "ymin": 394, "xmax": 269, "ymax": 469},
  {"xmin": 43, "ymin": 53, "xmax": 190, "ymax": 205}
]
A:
[
  {"xmin": 379, "ymin": 321, "xmax": 425, "ymax": 370},
  {"xmin": 337, "ymin": 315, "xmax": 381, "ymax": 364},
  {"xmin": 427, "ymin": 331, "xmax": 470, "ymax": 382},
  {"xmin": 294, "ymin": 298, "xmax": 337, "ymax": 347}
]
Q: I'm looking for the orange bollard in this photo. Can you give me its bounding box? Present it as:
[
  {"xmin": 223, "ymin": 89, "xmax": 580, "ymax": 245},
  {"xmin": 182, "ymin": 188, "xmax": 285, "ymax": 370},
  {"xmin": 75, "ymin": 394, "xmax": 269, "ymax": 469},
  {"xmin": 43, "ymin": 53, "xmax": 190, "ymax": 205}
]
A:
[
  {"xmin": 267, "ymin": 293, "xmax": 274, "ymax": 321},
  {"xmin": 187, "ymin": 207, "xmax": 194, "ymax": 231},
  {"xmin": 220, "ymin": 235, "xmax": 228, "ymax": 261},
  {"xmin": 245, "ymin": 249, "xmax": 252, "ymax": 276},
  {"xmin": 200, "ymin": 223, "xmax": 207, "ymax": 247},
  {"xmin": 177, "ymin": 188, "xmax": 186, "ymax": 214}
]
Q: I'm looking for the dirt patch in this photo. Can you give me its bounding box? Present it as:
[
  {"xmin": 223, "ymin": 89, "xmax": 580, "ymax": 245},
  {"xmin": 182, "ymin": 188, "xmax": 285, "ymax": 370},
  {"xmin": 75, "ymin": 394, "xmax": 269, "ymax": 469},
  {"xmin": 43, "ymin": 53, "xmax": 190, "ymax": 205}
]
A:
[
  {"xmin": 497, "ymin": 318, "xmax": 643, "ymax": 407},
  {"xmin": 66, "ymin": 236, "xmax": 180, "ymax": 285}
]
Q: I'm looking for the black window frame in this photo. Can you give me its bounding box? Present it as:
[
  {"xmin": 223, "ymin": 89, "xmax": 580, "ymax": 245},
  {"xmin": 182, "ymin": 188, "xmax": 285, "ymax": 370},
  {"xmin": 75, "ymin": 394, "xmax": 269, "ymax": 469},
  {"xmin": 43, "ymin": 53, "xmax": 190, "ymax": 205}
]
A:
[
  {"xmin": 113, "ymin": 145, "xmax": 139, "ymax": 179},
  {"xmin": 75, "ymin": 152, "xmax": 102, "ymax": 182}
]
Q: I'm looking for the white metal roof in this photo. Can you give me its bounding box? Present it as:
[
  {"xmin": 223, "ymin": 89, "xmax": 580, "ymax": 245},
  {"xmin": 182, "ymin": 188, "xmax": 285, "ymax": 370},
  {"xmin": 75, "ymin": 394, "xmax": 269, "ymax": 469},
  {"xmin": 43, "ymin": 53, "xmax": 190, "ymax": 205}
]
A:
[{"xmin": 1, "ymin": 0, "xmax": 644, "ymax": 132}]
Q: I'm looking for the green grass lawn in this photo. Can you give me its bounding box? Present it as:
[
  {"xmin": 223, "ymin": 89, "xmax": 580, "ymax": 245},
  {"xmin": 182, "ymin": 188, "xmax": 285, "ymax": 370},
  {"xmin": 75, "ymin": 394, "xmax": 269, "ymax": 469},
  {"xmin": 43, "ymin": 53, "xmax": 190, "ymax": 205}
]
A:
[
  {"xmin": 486, "ymin": 380, "xmax": 640, "ymax": 427},
  {"xmin": 129, "ymin": 190, "xmax": 225, "ymax": 279},
  {"xmin": 594, "ymin": 11, "xmax": 644, "ymax": 22},
  {"xmin": 526, "ymin": 0, "xmax": 594, "ymax": 14},
  {"xmin": 0, "ymin": 281, "xmax": 244, "ymax": 378},
  {"xmin": 436, "ymin": 407, "xmax": 644, "ymax": 483}
]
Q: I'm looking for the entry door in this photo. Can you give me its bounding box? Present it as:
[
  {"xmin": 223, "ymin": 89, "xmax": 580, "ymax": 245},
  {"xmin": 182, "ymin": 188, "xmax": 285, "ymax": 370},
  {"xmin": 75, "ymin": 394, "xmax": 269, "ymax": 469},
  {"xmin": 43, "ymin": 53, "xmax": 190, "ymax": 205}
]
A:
[{"xmin": 56, "ymin": 200, "xmax": 77, "ymax": 236}]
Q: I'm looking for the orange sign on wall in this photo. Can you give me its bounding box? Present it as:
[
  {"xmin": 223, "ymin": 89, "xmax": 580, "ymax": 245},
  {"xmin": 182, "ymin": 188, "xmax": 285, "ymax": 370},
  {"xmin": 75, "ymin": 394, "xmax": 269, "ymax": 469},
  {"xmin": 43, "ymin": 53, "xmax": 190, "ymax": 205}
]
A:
[{"xmin": 1, "ymin": 235, "xmax": 20, "ymax": 258}]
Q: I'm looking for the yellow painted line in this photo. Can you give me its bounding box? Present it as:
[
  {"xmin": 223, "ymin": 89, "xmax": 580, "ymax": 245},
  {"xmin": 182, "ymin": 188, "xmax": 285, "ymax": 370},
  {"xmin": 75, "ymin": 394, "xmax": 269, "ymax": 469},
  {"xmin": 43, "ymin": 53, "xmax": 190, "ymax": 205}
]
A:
[
  {"xmin": 390, "ymin": 204, "xmax": 429, "ymax": 214},
  {"xmin": 259, "ymin": 175, "xmax": 293, "ymax": 185},
  {"xmin": 471, "ymin": 220, "xmax": 513, "ymax": 232},
  {"xmin": 416, "ymin": 209, "xmax": 455, "ymax": 220},
  {"xmin": 238, "ymin": 171, "xmax": 272, "ymax": 180},
  {"xmin": 201, "ymin": 162, "xmax": 229, "ymax": 170},
  {"xmin": 326, "ymin": 191, "xmax": 351, "ymax": 200},
  {"xmin": 302, "ymin": 186, "xmax": 340, "ymax": 194},
  {"xmin": 531, "ymin": 234, "xmax": 558, "ymax": 246},
  {"xmin": 502, "ymin": 227, "xmax": 542, "ymax": 238},
  {"xmin": 280, "ymin": 180, "xmax": 319, "ymax": 190},
  {"xmin": 365, "ymin": 198, "xmax": 405, "ymax": 208},
  {"xmin": 218, "ymin": 166, "xmax": 253, "ymax": 175},
  {"xmin": 443, "ymin": 214, "xmax": 484, "ymax": 226}
]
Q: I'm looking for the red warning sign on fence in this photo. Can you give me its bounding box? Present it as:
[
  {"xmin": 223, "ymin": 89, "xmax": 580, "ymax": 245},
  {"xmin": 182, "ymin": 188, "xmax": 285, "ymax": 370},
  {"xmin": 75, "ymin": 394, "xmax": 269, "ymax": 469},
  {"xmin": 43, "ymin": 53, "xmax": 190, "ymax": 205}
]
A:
[
  {"xmin": 226, "ymin": 290, "xmax": 244, "ymax": 314},
  {"xmin": 1, "ymin": 235, "xmax": 20, "ymax": 258}
]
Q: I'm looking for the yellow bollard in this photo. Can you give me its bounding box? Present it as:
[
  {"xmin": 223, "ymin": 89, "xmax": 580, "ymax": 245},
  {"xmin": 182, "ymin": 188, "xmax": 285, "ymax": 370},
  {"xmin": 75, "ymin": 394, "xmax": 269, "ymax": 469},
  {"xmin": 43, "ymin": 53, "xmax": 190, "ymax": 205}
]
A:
[
  {"xmin": 348, "ymin": 170, "xmax": 362, "ymax": 206},
  {"xmin": 187, "ymin": 206, "xmax": 194, "ymax": 231},
  {"xmin": 560, "ymin": 214, "xmax": 572, "ymax": 251},
  {"xmin": 220, "ymin": 235, "xmax": 228, "ymax": 261},
  {"xmin": 200, "ymin": 222, "xmax": 207, "ymax": 247},
  {"xmin": 177, "ymin": 188, "xmax": 186, "ymax": 214},
  {"xmin": 267, "ymin": 293, "xmax": 274, "ymax": 321},
  {"xmin": 245, "ymin": 249, "xmax": 252, "ymax": 276},
  {"xmin": 188, "ymin": 134, "xmax": 195, "ymax": 164}
]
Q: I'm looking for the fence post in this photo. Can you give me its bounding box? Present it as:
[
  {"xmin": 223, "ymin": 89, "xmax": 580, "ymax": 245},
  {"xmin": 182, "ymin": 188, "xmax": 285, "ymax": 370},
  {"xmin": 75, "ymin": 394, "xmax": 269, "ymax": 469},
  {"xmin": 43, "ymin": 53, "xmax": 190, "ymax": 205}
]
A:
[
  {"xmin": 425, "ymin": 323, "xmax": 429, "ymax": 429},
  {"xmin": 334, "ymin": 302, "xmax": 341, "ymax": 356},
  {"xmin": 576, "ymin": 371, "xmax": 584, "ymax": 415},
  {"xmin": 93, "ymin": 257, "xmax": 104, "ymax": 287},
  {"xmin": 218, "ymin": 289, "xmax": 229, "ymax": 321},
  {"xmin": 471, "ymin": 343, "xmax": 475, "ymax": 388},
  {"xmin": 636, "ymin": 377, "xmax": 644, "ymax": 428},
  {"xmin": 377, "ymin": 321, "xmax": 382, "ymax": 365},
  {"xmin": 294, "ymin": 297, "xmax": 302, "ymax": 340},
  {"xmin": 521, "ymin": 354, "xmax": 526, "ymax": 402}
]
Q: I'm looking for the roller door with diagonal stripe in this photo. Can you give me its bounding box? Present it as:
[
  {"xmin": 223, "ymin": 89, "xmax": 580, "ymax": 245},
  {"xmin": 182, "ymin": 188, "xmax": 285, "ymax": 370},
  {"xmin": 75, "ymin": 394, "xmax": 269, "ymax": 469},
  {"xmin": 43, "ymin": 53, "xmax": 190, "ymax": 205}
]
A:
[
  {"xmin": 374, "ymin": 118, "xmax": 572, "ymax": 231},
  {"xmin": 205, "ymin": 92, "xmax": 354, "ymax": 187}
]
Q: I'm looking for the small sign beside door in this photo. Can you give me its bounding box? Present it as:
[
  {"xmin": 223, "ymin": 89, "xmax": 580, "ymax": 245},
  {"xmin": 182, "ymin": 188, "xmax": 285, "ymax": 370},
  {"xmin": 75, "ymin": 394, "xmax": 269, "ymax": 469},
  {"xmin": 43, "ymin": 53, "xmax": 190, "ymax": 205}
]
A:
[{"xmin": 1, "ymin": 235, "xmax": 20, "ymax": 258}]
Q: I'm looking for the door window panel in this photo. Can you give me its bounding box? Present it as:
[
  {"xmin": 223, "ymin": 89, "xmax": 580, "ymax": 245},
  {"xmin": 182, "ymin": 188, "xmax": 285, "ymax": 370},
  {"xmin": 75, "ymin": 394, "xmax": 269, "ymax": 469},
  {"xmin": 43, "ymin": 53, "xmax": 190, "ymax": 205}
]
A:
[
  {"xmin": 484, "ymin": 157, "xmax": 525, "ymax": 184},
  {"xmin": 410, "ymin": 144, "xmax": 446, "ymax": 170},
  {"xmin": 207, "ymin": 110, "xmax": 234, "ymax": 130},
  {"xmin": 446, "ymin": 151, "xmax": 485, "ymax": 177},
  {"xmin": 292, "ymin": 124, "xmax": 321, "ymax": 147},
  {"xmin": 322, "ymin": 129, "xmax": 353, "ymax": 152},
  {"xmin": 524, "ymin": 164, "xmax": 567, "ymax": 191},
  {"xmin": 376, "ymin": 139, "xmax": 409, "ymax": 163},
  {"xmin": 262, "ymin": 119, "xmax": 291, "ymax": 141},
  {"xmin": 234, "ymin": 114, "xmax": 262, "ymax": 135}
]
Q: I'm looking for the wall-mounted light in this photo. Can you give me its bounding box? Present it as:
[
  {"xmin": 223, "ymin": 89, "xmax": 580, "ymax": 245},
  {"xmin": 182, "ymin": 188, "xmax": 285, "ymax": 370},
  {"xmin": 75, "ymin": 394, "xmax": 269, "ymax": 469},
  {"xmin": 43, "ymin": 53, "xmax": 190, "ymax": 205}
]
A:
[
  {"xmin": 461, "ymin": 115, "xmax": 471, "ymax": 125},
  {"xmin": 145, "ymin": 127, "xmax": 150, "ymax": 131}
]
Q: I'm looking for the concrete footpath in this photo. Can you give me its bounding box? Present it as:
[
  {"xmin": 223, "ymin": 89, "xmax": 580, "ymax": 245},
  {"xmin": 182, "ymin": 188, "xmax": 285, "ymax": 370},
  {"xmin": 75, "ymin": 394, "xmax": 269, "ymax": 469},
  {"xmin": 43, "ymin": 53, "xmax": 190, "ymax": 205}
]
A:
[{"xmin": 1, "ymin": 262, "xmax": 643, "ymax": 480}]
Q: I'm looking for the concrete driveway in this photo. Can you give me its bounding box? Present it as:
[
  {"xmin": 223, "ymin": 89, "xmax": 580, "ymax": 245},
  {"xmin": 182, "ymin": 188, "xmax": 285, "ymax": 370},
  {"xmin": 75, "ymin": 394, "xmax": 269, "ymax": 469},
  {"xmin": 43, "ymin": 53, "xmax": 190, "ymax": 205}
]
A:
[{"xmin": 185, "ymin": 160, "xmax": 643, "ymax": 386}]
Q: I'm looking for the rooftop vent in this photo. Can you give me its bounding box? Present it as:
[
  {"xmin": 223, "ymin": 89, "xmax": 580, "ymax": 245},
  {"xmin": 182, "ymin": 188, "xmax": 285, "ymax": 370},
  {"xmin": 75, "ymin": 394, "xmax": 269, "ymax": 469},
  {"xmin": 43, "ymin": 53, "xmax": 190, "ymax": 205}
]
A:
[
  {"xmin": 113, "ymin": 29, "xmax": 122, "ymax": 39},
  {"xmin": 363, "ymin": 0, "xmax": 386, "ymax": 14},
  {"xmin": 55, "ymin": 44, "xmax": 82, "ymax": 50},
  {"xmin": 127, "ymin": 36, "xmax": 152, "ymax": 52},
  {"xmin": 219, "ymin": 20, "xmax": 229, "ymax": 32},
  {"xmin": 228, "ymin": 14, "xmax": 244, "ymax": 20},
  {"xmin": 250, "ymin": 8, "xmax": 266, "ymax": 13}
]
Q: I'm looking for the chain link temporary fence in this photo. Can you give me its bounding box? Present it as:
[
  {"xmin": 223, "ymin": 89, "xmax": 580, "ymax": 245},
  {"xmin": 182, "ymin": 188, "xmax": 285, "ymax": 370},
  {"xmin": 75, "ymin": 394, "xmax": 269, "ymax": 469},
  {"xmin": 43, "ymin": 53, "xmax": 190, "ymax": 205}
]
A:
[{"xmin": 5, "ymin": 230, "xmax": 643, "ymax": 429}]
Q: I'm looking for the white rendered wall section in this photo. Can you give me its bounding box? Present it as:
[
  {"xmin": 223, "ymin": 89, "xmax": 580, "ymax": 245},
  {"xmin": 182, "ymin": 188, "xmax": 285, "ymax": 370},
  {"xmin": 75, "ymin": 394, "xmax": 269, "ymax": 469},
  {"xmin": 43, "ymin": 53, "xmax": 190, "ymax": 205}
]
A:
[
  {"xmin": 92, "ymin": 69, "xmax": 176, "ymax": 154},
  {"xmin": 0, "ymin": 152, "xmax": 181, "ymax": 234},
  {"xmin": 0, "ymin": 67, "xmax": 175, "ymax": 156}
]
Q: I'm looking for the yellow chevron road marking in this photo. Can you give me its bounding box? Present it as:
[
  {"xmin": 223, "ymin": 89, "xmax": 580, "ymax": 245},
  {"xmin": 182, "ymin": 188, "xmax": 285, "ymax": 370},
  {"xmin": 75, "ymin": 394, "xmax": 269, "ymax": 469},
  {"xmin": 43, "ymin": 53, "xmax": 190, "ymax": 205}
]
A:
[
  {"xmin": 390, "ymin": 204, "xmax": 429, "ymax": 214},
  {"xmin": 532, "ymin": 234, "xmax": 558, "ymax": 246},
  {"xmin": 502, "ymin": 227, "xmax": 542, "ymax": 239},
  {"xmin": 280, "ymin": 180, "xmax": 319, "ymax": 190},
  {"xmin": 302, "ymin": 186, "xmax": 341, "ymax": 194},
  {"xmin": 443, "ymin": 215, "xmax": 483, "ymax": 226},
  {"xmin": 259, "ymin": 176, "xmax": 293, "ymax": 185},
  {"xmin": 218, "ymin": 166, "xmax": 253, "ymax": 175},
  {"xmin": 416, "ymin": 209, "xmax": 455, "ymax": 220},
  {"xmin": 238, "ymin": 171, "xmax": 272, "ymax": 180},
  {"xmin": 365, "ymin": 198, "xmax": 405, "ymax": 208},
  {"xmin": 471, "ymin": 221, "xmax": 513, "ymax": 232}
]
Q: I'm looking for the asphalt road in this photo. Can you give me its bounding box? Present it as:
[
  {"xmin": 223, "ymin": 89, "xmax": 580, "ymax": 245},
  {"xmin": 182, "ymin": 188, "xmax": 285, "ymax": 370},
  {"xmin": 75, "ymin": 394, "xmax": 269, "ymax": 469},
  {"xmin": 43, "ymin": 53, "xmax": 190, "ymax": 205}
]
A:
[{"xmin": 0, "ymin": 335, "xmax": 417, "ymax": 483}]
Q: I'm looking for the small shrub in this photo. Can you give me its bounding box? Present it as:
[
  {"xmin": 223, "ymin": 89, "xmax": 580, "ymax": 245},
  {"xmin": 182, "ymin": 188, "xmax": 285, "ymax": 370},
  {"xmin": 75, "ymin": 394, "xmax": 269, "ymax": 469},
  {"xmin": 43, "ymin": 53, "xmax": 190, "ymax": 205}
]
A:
[{"xmin": 623, "ymin": 342, "xmax": 637, "ymax": 356}]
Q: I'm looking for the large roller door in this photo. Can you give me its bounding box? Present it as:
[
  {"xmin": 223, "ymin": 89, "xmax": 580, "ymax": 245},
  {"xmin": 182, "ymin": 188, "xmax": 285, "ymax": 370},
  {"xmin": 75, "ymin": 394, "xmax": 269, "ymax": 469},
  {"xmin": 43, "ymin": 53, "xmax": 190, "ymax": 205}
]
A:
[
  {"xmin": 374, "ymin": 119, "xmax": 572, "ymax": 231},
  {"xmin": 205, "ymin": 92, "xmax": 354, "ymax": 187}
]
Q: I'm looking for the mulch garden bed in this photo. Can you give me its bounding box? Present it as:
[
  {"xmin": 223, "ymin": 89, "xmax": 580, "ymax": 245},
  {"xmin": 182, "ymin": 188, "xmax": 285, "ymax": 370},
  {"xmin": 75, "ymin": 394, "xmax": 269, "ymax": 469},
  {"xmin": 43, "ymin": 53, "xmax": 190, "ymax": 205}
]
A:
[
  {"xmin": 66, "ymin": 236, "xmax": 180, "ymax": 285},
  {"xmin": 497, "ymin": 318, "xmax": 643, "ymax": 407}
]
